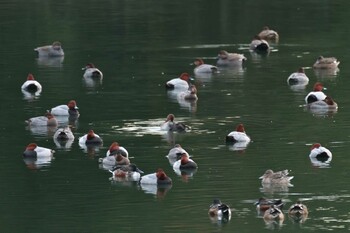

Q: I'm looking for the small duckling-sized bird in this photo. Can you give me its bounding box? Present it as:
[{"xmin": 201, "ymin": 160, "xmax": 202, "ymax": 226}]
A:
[
  {"xmin": 82, "ymin": 63, "xmax": 103, "ymax": 79},
  {"xmin": 255, "ymin": 198, "xmax": 284, "ymax": 212},
  {"xmin": 193, "ymin": 58, "xmax": 218, "ymax": 75},
  {"xmin": 263, "ymin": 205, "xmax": 284, "ymax": 222},
  {"xmin": 259, "ymin": 169, "xmax": 294, "ymax": 185},
  {"xmin": 160, "ymin": 114, "xmax": 189, "ymax": 132},
  {"xmin": 258, "ymin": 26, "xmax": 279, "ymax": 42},
  {"xmin": 208, "ymin": 199, "xmax": 232, "ymax": 222},
  {"xmin": 287, "ymin": 67, "xmax": 309, "ymax": 85},
  {"xmin": 21, "ymin": 73, "xmax": 42, "ymax": 93},
  {"xmin": 34, "ymin": 41, "xmax": 64, "ymax": 57},
  {"xmin": 288, "ymin": 201, "xmax": 308, "ymax": 223},
  {"xmin": 217, "ymin": 50, "xmax": 247, "ymax": 67},
  {"xmin": 250, "ymin": 35, "xmax": 270, "ymax": 53},
  {"xmin": 313, "ymin": 56, "xmax": 340, "ymax": 69}
]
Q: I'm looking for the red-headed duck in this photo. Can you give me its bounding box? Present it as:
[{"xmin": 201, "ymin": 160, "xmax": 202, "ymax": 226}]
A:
[
  {"xmin": 82, "ymin": 63, "xmax": 103, "ymax": 79},
  {"xmin": 193, "ymin": 58, "xmax": 218, "ymax": 75}
]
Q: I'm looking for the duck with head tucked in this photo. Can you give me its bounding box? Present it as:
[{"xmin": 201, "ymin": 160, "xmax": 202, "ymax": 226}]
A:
[
  {"xmin": 255, "ymin": 198, "xmax": 284, "ymax": 213},
  {"xmin": 23, "ymin": 143, "xmax": 55, "ymax": 159},
  {"xmin": 208, "ymin": 199, "xmax": 232, "ymax": 222},
  {"xmin": 177, "ymin": 84, "xmax": 198, "ymax": 101},
  {"xmin": 258, "ymin": 26, "xmax": 279, "ymax": 42},
  {"xmin": 287, "ymin": 67, "xmax": 309, "ymax": 86},
  {"xmin": 173, "ymin": 153, "xmax": 198, "ymax": 170},
  {"xmin": 193, "ymin": 58, "xmax": 218, "ymax": 75},
  {"xmin": 288, "ymin": 201, "xmax": 308, "ymax": 223},
  {"xmin": 109, "ymin": 163, "xmax": 144, "ymax": 181},
  {"xmin": 21, "ymin": 73, "xmax": 42, "ymax": 94},
  {"xmin": 217, "ymin": 50, "xmax": 247, "ymax": 67},
  {"xmin": 165, "ymin": 72, "xmax": 191, "ymax": 90},
  {"xmin": 160, "ymin": 114, "xmax": 189, "ymax": 132},
  {"xmin": 259, "ymin": 169, "xmax": 294, "ymax": 185},
  {"xmin": 26, "ymin": 112, "xmax": 58, "ymax": 127},
  {"xmin": 34, "ymin": 41, "xmax": 64, "ymax": 57},
  {"xmin": 250, "ymin": 35, "xmax": 270, "ymax": 53},
  {"xmin": 106, "ymin": 142, "xmax": 129, "ymax": 158},
  {"xmin": 263, "ymin": 205, "xmax": 284, "ymax": 222},
  {"xmin": 82, "ymin": 63, "xmax": 103, "ymax": 79},
  {"xmin": 313, "ymin": 56, "xmax": 340, "ymax": 69}
]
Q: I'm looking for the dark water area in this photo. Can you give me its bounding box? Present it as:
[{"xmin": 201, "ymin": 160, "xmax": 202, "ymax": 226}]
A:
[{"xmin": 1, "ymin": 0, "xmax": 350, "ymax": 232}]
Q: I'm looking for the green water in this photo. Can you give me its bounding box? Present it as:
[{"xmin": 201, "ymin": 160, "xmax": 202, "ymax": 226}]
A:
[{"xmin": 1, "ymin": 0, "xmax": 350, "ymax": 232}]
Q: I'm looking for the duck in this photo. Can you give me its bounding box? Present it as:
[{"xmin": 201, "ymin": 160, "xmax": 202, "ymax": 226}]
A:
[
  {"xmin": 217, "ymin": 50, "xmax": 247, "ymax": 67},
  {"xmin": 53, "ymin": 126, "xmax": 74, "ymax": 141},
  {"xmin": 82, "ymin": 63, "xmax": 103, "ymax": 79},
  {"xmin": 99, "ymin": 153, "xmax": 130, "ymax": 170},
  {"xmin": 78, "ymin": 130, "xmax": 103, "ymax": 146},
  {"xmin": 165, "ymin": 73, "xmax": 191, "ymax": 90},
  {"xmin": 105, "ymin": 142, "xmax": 129, "ymax": 158},
  {"xmin": 177, "ymin": 84, "xmax": 198, "ymax": 101},
  {"xmin": 23, "ymin": 143, "xmax": 55, "ymax": 158},
  {"xmin": 160, "ymin": 114, "xmax": 189, "ymax": 132},
  {"xmin": 308, "ymin": 96, "xmax": 338, "ymax": 111},
  {"xmin": 226, "ymin": 123, "xmax": 251, "ymax": 143},
  {"xmin": 250, "ymin": 35, "xmax": 270, "ymax": 53},
  {"xmin": 288, "ymin": 201, "xmax": 308, "ymax": 221},
  {"xmin": 309, "ymin": 143, "xmax": 332, "ymax": 162},
  {"xmin": 305, "ymin": 82, "xmax": 327, "ymax": 104},
  {"xmin": 21, "ymin": 73, "xmax": 42, "ymax": 93},
  {"xmin": 26, "ymin": 112, "xmax": 58, "ymax": 127},
  {"xmin": 208, "ymin": 199, "xmax": 232, "ymax": 222},
  {"xmin": 50, "ymin": 100, "xmax": 80, "ymax": 117},
  {"xmin": 166, "ymin": 144, "xmax": 189, "ymax": 160},
  {"xmin": 263, "ymin": 205, "xmax": 284, "ymax": 222},
  {"xmin": 173, "ymin": 153, "xmax": 198, "ymax": 170},
  {"xmin": 139, "ymin": 168, "xmax": 172, "ymax": 185},
  {"xmin": 258, "ymin": 26, "xmax": 279, "ymax": 42},
  {"xmin": 255, "ymin": 198, "xmax": 284, "ymax": 212},
  {"xmin": 193, "ymin": 58, "xmax": 218, "ymax": 75},
  {"xmin": 313, "ymin": 56, "xmax": 340, "ymax": 69},
  {"xmin": 34, "ymin": 41, "xmax": 64, "ymax": 57},
  {"xmin": 287, "ymin": 67, "xmax": 309, "ymax": 85},
  {"xmin": 259, "ymin": 169, "xmax": 294, "ymax": 185},
  {"xmin": 109, "ymin": 163, "xmax": 144, "ymax": 181}
]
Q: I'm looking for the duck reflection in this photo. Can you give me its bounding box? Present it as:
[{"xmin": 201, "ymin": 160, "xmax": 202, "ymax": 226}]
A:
[
  {"xmin": 36, "ymin": 56, "xmax": 64, "ymax": 68},
  {"xmin": 314, "ymin": 67, "xmax": 339, "ymax": 79}
]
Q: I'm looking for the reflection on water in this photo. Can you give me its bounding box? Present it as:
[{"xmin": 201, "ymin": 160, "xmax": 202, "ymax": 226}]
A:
[{"xmin": 36, "ymin": 56, "xmax": 64, "ymax": 68}]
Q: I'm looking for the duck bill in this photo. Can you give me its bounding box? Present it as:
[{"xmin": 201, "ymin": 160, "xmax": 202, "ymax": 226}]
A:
[
  {"xmin": 259, "ymin": 175, "xmax": 264, "ymax": 179},
  {"xmin": 137, "ymin": 168, "xmax": 144, "ymax": 174}
]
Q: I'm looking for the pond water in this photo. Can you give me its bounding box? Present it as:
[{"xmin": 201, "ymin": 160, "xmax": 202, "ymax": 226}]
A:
[{"xmin": 1, "ymin": 0, "xmax": 350, "ymax": 232}]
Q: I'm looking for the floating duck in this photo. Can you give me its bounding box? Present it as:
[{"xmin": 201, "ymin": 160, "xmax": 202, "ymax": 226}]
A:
[
  {"xmin": 26, "ymin": 112, "xmax": 58, "ymax": 127},
  {"xmin": 21, "ymin": 73, "xmax": 42, "ymax": 93},
  {"xmin": 226, "ymin": 123, "xmax": 251, "ymax": 143},
  {"xmin": 208, "ymin": 199, "xmax": 232, "ymax": 222},
  {"xmin": 82, "ymin": 63, "xmax": 103, "ymax": 79},
  {"xmin": 255, "ymin": 198, "xmax": 284, "ymax": 213},
  {"xmin": 165, "ymin": 73, "xmax": 191, "ymax": 90},
  {"xmin": 193, "ymin": 58, "xmax": 218, "ymax": 75},
  {"xmin": 217, "ymin": 50, "xmax": 247, "ymax": 67},
  {"xmin": 160, "ymin": 114, "xmax": 189, "ymax": 132},
  {"xmin": 305, "ymin": 82, "xmax": 327, "ymax": 104},
  {"xmin": 34, "ymin": 41, "xmax": 64, "ymax": 57},
  {"xmin": 288, "ymin": 201, "xmax": 308, "ymax": 223},
  {"xmin": 258, "ymin": 26, "xmax": 279, "ymax": 42},
  {"xmin": 313, "ymin": 56, "xmax": 340, "ymax": 69},
  {"xmin": 287, "ymin": 67, "xmax": 309, "ymax": 85},
  {"xmin": 250, "ymin": 35, "xmax": 270, "ymax": 53},
  {"xmin": 259, "ymin": 169, "xmax": 294, "ymax": 185}
]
